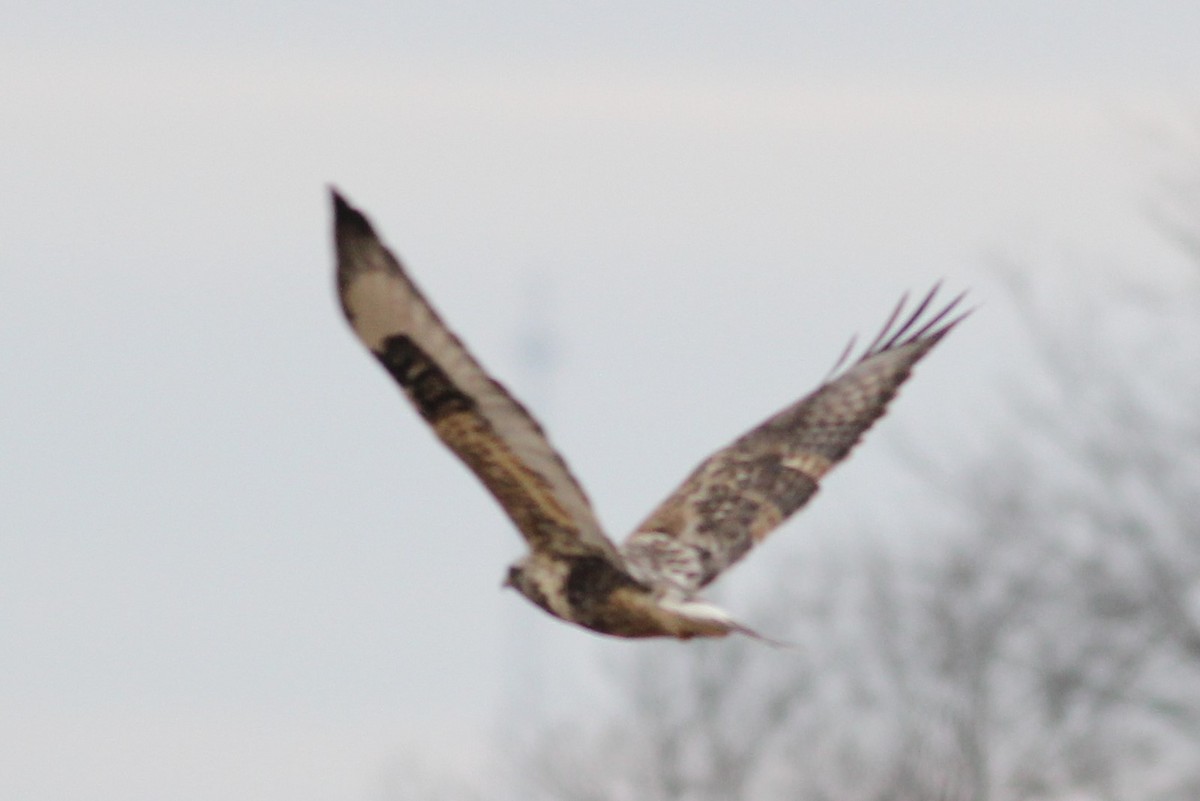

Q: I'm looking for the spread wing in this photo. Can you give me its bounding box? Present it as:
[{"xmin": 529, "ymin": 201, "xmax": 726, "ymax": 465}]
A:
[
  {"xmin": 332, "ymin": 190, "xmax": 618, "ymax": 561},
  {"xmin": 623, "ymin": 287, "xmax": 967, "ymax": 591}
]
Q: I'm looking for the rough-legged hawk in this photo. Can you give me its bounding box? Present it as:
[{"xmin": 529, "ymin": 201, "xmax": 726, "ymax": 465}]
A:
[{"xmin": 332, "ymin": 190, "xmax": 966, "ymax": 640}]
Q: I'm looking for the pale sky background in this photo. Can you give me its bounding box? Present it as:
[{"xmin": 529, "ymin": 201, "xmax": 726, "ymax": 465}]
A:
[{"xmin": 3, "ymin": 3, "xmax": 1200, "ymax": 800}]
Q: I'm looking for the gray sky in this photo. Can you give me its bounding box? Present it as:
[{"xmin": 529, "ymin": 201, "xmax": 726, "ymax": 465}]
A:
[{"xmin": 3, "ymin": 4, "xmax": 1199, "ymax": 799}]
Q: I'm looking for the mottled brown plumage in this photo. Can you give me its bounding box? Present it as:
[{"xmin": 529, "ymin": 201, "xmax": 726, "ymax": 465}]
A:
[
  {"xmin": 333, "ymin": 190, "xmax": 967, "ymax": 640},
  {"xmin": 624, "ymin": 287, "xmax": 963, "ymax": 595}
]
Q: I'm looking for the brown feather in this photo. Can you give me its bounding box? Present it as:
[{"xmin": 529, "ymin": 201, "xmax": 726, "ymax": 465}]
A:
[
  {"xmin": 624, "ymin": 287, "xmax": 967, "ymax": 591},
  {"xmin": 333, "ymin": 191, "xmax": 619, "ymax": 561}
]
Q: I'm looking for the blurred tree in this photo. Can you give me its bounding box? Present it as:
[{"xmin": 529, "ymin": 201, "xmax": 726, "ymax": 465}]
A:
[{"xmin": 509, "ymin": 197, "xmax": 1200, "ymax": 800}]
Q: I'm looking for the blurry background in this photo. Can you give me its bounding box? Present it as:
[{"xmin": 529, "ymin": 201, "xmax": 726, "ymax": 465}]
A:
[{"xmin": 3, "ymin": 3, "xmax": 1200, "ymax": 799}]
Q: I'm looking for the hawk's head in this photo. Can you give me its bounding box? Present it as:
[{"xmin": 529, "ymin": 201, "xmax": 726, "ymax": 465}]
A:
[
  {"xmin": 501, "ymin": 562, "xmax": 524, "ymax": 590},
  {"xmin": 501, "ymin": 556, "xmax": 559, "ymax": 619}
]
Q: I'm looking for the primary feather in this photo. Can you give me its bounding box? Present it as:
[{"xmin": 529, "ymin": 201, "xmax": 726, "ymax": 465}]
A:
[{"xmin": 623, "ymin": 286, "xmax": 967, "ymax": 594}]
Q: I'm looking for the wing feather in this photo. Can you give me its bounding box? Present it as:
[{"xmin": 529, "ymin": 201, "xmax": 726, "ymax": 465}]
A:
[
  {"xmin": 624, "ymin": 286, "xmax": 968, "ymax": 590},
  {"xmin": 333, "ymin": 191, "xmax": 618, "ymax": 561}
]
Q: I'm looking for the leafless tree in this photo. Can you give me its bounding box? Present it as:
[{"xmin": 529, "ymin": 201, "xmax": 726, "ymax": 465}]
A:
[{"xmin": 512, "ymin": 174, "xmax": 1200, "ymax": 800}]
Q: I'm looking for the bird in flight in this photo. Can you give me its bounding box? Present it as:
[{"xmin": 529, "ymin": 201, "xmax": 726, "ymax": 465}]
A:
[{"xmin": 332, "ymin": 190, "xmax": 966, "ymax": 640}]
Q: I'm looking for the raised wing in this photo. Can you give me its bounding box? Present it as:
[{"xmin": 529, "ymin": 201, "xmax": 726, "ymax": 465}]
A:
[
  {"xmin": 623, "ymin": 286, "xmax": 967, "ymax": 591},
  {"xmin": 333, "ymin": 191, "xmax": 618, "ymax": 561}
]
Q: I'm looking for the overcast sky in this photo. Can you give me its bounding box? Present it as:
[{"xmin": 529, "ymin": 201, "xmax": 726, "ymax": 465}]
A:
[{"xmin": 3, "ymin": 4, "xmax": 1200, "ymax": 800}]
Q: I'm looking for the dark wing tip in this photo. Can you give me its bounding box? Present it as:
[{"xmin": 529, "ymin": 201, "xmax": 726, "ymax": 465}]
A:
[
  {"xmin": 330, "ymin": 187, "xmax": 375, "ymax": 241},
  {"xmin": 865, "ymin": 283, "xmax": 969, "ymax": 358}
]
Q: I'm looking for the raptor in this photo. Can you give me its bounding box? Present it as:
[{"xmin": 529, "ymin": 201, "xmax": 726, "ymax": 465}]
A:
[{"xmin": 332, "ymin": 190, "xmax": 966, "ymax": 640}]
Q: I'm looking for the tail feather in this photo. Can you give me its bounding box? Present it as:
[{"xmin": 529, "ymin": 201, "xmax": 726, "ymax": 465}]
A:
[{"xmin": 661, "ymin": 597, "xmax": 792, "ymax": 647}]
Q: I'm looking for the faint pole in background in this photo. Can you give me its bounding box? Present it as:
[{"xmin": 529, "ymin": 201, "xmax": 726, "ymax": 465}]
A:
[{"xmin": 500, "ymin": 272, "xmax": 561, "ymax": 721}]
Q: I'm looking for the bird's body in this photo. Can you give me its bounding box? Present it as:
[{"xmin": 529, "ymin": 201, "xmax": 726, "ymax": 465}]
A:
[{"xmin": 332, "ymin": 190, "xmax": 966, "ymax": 640}]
